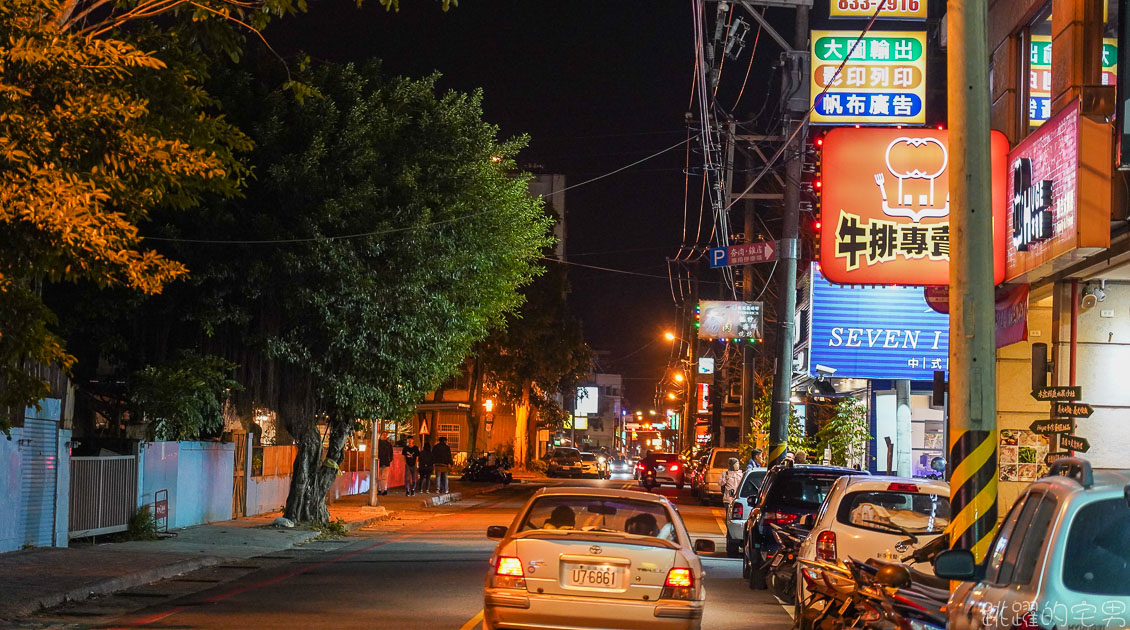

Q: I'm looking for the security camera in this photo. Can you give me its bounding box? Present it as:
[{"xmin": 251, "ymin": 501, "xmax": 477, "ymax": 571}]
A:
[
  {"xmin": 815, "ymin": 364, "xmax": 837, "ymax": 376},
  {"xmin": 1081, "ymin": 281, "xmax": 1106, "ymax": 309}
]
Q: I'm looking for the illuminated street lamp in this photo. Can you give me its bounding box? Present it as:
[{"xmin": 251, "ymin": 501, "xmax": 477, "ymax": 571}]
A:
[
  {"xmin": 673, "ymin": 372, "xmax": 684, "ymax": 383},
  {"xmin": 664, "ymin": 331, "xmax": 677, "ymax": 341},
  {"xmin": 649, "ymin": 410, "xmax": 656, "ymax": 416},
  {"xmin": 667, "ymin": 392, "xmax": 677, "ymax": 400}
]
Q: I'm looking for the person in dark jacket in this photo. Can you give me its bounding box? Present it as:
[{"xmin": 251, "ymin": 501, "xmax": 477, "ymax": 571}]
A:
[
  {"xmin": 432, "ymin": 436, "xmax": 454, "ymax": 494},
  {"xmin": 377, "ymin": 431, "xmax": 393, "ymax": 496},
  {"xmin": 402, "ymin": 437, "xmax": 420, "ymax": 497},
  {"xmin": 417, "ymin": 440, "xmax": 434, "ymax": 493}
]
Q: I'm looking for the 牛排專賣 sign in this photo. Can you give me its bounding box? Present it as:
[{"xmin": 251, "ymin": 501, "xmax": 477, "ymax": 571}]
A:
[
  {"xmin": 809, "ymin": 264, "xmax": 948, "ymax": 380},
  {"xmin": 819, "ymin": 127, "xmax": 1009, "ymax": 286}
]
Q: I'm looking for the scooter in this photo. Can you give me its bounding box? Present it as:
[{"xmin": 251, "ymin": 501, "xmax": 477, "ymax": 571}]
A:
[
  {"xmin": 639, "ymin": 467, "xmax": 658, "ymax": 490},
  {"xmin": 461, "ymin": 455, "xmax": 513, "ymax": 484}
]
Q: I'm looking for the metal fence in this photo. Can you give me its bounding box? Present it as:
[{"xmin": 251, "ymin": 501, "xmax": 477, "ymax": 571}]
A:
[{"xmin": 69, "ymin": 455, "xmax": 138, "ymax": 538}]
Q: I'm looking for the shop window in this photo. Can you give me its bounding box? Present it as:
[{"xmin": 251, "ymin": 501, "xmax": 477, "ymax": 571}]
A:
[
  {"xmin": 1025, "ymin": 6, "xmax": 1053, "ymax": 129},
  {"xmin": 438, "ymin": 423, "xmax": 460, "ymax": 450}
]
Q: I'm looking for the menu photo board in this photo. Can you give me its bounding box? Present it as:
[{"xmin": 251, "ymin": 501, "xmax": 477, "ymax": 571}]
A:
[{"xmin": 810, "ymin": 30, "xmax": 927, "ymax": 125}]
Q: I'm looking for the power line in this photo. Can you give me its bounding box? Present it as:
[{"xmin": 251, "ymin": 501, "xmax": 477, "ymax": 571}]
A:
[{"xmin": 542, "ymin": 135, "xmax": 698, "ymax": 198}]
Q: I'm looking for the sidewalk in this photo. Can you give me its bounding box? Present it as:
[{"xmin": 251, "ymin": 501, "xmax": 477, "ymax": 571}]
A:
[{"xmin": 0, "ymin": 480, "xmax": 507, "ymax": 622}]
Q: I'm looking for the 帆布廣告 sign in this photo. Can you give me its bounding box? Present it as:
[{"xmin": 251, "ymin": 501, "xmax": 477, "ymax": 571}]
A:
[{"xmin": 810, "ymin": 30, "xmax": 926, "ymax": 126}]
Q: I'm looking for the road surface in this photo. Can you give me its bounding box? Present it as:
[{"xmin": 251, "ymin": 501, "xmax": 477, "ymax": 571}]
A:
[{"xmin": 25, "ymin": 475, "xmax": 794, "ymax": 629}]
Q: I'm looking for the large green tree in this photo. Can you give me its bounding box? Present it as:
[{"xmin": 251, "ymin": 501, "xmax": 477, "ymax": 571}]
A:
[{"xmin": 124, "ymin": 62, "xmax": 551, "ymax": 522}]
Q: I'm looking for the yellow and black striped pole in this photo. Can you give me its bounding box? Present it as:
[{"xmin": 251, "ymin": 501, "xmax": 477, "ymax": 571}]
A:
[{"xmin": 946, "ymin": 0, "xmax": 999, "ymax": 562}]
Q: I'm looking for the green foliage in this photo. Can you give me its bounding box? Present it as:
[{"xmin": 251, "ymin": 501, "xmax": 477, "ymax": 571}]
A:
[
  {"xmin": 815, "ymin": 397, "xmax": 870, "ymax": 467},
  {"xmin": 309, "ymin": 517, "xmax": 349, "ymax": 538},
  {"xmin": 746, "ymin": 375, "xmax": 814, "ymax": 459},
  {"xmin": 129, "ymin": 352, "xmax": 240, "ymax": 441},
  {"xmin": 530, "ymin": 459, "xmax": 548, "ymax": 474},
  {"xmin": 128, "ymin": 505, "xmax": 160, "ymax": 541}
]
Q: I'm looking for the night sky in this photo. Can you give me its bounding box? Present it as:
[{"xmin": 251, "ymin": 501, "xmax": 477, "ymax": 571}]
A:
[{"xmin": 272, "ymin": 1, "xmax": 786, "ymax": 407}]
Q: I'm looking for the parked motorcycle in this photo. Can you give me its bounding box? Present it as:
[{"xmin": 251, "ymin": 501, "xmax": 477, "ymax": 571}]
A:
[
  {"xmin": 460, "ymin": 454, "xmax": 513, "ymax": 484},
  {"xmin": 764, "ymin": 522, "xmax": 809, "ymax": 602}
]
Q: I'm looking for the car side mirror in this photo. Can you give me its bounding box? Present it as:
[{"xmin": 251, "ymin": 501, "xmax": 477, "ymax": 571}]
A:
[
  {"xmin": 694, "ymin": 539, "xmax": 716, "ymax": 554},
  {"xmin": 798, "ymin": 513, "xmax": 815, "ymax": 529},
  {"xmin": 874, "ymin": 563, "xmax": 911, "ymax": 588},
  {"xmin": 933, "ymin": 549, "xmax": 977, "ymax": 580},
  {"xmin": 486, "ymin": 525, "xmax": 507, "ymax": 539}
]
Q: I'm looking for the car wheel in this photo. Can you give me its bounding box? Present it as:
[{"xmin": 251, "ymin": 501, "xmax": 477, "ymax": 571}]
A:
[
  {"xmin": 741, "ymin": 542, "xmax": 752, "ymax": 579},
  {"xmin": 725, "ymin": 537, "xmax": 740, "ymax": 558},
  {"xmin": 748, "ymin": 551, "xmax": 767, "ymax": 590}
]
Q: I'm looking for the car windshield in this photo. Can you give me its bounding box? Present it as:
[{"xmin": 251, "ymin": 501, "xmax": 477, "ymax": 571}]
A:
[
  {"xmin": 519, "ymin": 496, "xmax": 678, "ymax": 541},
  {"xmin": 837, "ymin": 490, "xmax": 950, "ymax": 534},
  {"xmin": 649, "ymin": 454, "xmax": 679, "ymax": 464},
  {"xmin": 581, "ymin": 453, "xmax": 596, "ymax": 462},
  {"xmin": 740, "ymin": 470, "xmax": 767, "ymax": 498},
  {"xmin": 711, "ymin": 450, "xmax": 740, "ymax": 468},
  {"xmin": 1062, "ymin": 498, "xmax": 1130, "ymax": 595},
  {"xmin": 766, "ymin": 472, "xmax": 845, "ymax": 509}
]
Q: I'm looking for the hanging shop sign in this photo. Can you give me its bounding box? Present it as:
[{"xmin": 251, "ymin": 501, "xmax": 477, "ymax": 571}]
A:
[
  {"xmin": 1029, "ymin": 36, "xmax": 1117, "ymax": 128},
  {"xmin": 808, "ymin": 264, "xmax": 949, "ymax": 380},
  {"xmin": 810, "ymin": 30, "xmax": 926, "ymax": 125},
  {"xmin": 830, "ymin": 0, "xmax": 926, "ymax": 20},
  {"xmin": 696, "ymin": 383, "xmax": 710, "ymax": 414},
  {"xmin": 819, "ymin": 127, "xmax": 1010, "ymax": 285},
  {"xmin": 696, "ymin": 300, "xmax": 763, "ymax": 341},
  {"xmin": 1005, "ymin": 101, "xmax": 1112, "ymax": 284}
]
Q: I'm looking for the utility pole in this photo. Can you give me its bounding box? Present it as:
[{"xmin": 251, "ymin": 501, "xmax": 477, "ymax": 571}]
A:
[
  {"xmin": 368, "ymin": 420, "xmax": 379, "ymax": 507},
  {"xmin": 740, "ymin": 146, "xmax": 758, "ymax": 451},
  {"xmin": 767, "ymin": 5, "xmax": 809, "ymax": 467},
  {"xmin": 946, "ymin": 0, "xmax": 998, "ymax": 561}
]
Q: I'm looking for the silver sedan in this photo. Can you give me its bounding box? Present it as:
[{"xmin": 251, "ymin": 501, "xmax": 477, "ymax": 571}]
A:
[{"xmin": 482, "ymin": 487, "xmax": 715, "ymax": 630}]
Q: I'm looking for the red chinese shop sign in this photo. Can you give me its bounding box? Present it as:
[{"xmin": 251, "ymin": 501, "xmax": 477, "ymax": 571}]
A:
[
  {"xmin": 1004, "ymin": 101, "xmax": 1111, "ymax": 283},
  {"xmin": 819, "ymin": 128, "xmax": 1009, "ymax": 285}
]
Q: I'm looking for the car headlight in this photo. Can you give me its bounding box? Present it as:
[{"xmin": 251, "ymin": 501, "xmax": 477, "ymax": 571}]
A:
[{"xmin": 598, "ymin": 457, "xmax": 606, "ymax": 463}]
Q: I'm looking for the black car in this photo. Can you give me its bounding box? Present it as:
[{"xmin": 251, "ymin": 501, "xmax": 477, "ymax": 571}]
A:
[{"xmin": 742, "ymin": 463, "xmax": 866, "ymax": 589}]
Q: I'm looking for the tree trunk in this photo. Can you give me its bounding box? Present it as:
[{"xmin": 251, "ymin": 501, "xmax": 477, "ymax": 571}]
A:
[
  {"xmin": 526, "ymin": 405, "xmax": 539, "ymax": 468},
  {"xmin": 513, "ymin": 386, "xmax": 530, "ymax": 470},
  {"xmin": 467, "ymin": 357, "xmax": 484, "ymax": 456},
  {"xmin": 284, "ymin": 418, "xmax": 350, "ymax": 524}
]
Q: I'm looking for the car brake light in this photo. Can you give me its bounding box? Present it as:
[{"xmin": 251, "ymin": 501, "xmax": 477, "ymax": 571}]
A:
[
  {"xmin": 637, "ymin": 464, "xmax": 645, "ymax": 470},
  {"xmin": 887, "ymin": 482, "xmax": 919, "ymax": 492},
  {"xmin": 664, "ymin": 568, "xmax": 694, "ymax": 588},
  {"xmin": 496, "ymin": 556, "xmax": 524, "ymax": 577},
  {"xmin": 731, "ymin": 501, "xmax": 744, "ymax": 520},
  {"xmin": 816, "ymin": 530, "xmax": 837, "ymax": 561},
  {"xmin": 1013, "ymin": 612, "xmax": 1041, "ymax": 630},
  {"xmin": 765, "ymin": 511, "xmax": 799, "ymax": 525},
  {"xmin": 669, "ymin": 464, "xmax": 680, "ymax": 472}
]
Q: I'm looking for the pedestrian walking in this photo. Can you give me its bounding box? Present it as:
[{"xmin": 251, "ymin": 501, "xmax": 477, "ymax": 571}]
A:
[
  {"xmin": 720, "ymin": 457, "xmax": 743, "ymax": 506},
  {"xmin": 417, "ymin": 440, "xmax": 434, "ymax": 493},
  {"xmin": 402, "ymin": 437, "xmax": 420, "ymax": 496},
  {"xmin": 377, "ymin": 431, "xmax": 393, "ymax": 496},
  {"xmin": 433, "ymin": 435, "xmax": 453, "ymax": 494}
]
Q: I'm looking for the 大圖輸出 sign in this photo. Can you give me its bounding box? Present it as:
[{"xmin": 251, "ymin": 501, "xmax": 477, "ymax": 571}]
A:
[{"xmin": 810, "ymin": 30, "xmax": 926, "ymax": 125}]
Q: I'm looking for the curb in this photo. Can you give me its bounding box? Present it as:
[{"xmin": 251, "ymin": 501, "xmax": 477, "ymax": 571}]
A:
[
  {"xmin": 1, "ymin": 555, "xmax": 224, "ymax": 621},
  {"xmin": 345, "ymin": 507, "xmax": 390, "ymax": 530}
]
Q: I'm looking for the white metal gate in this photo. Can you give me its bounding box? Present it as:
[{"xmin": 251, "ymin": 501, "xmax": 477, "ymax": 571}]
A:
[
  {"xmin": 69, "ymin": 455, "xmax": 138, "ymax": 538},
  {"xmin": 19, "ymin": 419, "xmax": 59, "ymax": 547}
]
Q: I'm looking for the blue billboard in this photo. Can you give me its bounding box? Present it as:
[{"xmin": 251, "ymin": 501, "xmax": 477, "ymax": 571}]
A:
[{"xmin": 809, "ymin": 266, "xmax": 949, "ymax": 381}]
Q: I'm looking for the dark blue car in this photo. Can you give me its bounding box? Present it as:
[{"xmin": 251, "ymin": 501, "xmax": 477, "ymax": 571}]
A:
[{"xmin": 742, "ymin": 463, "xmax": 866, "ymax": 589}]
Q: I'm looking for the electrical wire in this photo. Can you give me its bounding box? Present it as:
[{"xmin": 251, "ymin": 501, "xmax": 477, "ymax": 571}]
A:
[{"xmin": 543, "ymin": 135, "xmax": 698, "ymax": 198}]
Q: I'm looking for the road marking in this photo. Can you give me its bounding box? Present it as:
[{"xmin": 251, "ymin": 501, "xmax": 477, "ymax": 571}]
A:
[{"xmin": 459, "ymin": 609, "xmax": 484, "ymax": 630}]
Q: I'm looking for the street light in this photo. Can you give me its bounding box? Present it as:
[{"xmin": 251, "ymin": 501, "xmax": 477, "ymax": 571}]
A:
[
  {"xmin": 664, "ymin": 331, "xmax": 677, "ymax": 341},
  {"xmin": 667, "ymin": 392, "xmax": 678, "ymax": 400},
  {"xmin": 673, "ymin": 372, "xmax": 684, "ymax": 383}
]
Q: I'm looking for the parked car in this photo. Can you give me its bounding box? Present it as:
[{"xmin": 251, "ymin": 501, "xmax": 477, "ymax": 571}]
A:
[
  {"xmin": 794, "ymin": 475, "xmax": 950, "ymax": 609},
  {"xmin": 936, "ymin": 458, "xmax": 1130, "ymax": 630},
  {"xmin": 547, "ymin": 447, "xmax": 583, "ymax": 478},
  {"xmin": 637, "ymin": 452, "xmax": 686, "ymax": 489},
  {"xmin": 743, "ymin": 463, "xmax": 864, "ymax": 589},
  {"xmin": 699, "ymin": 448, "xmax": 741, "ymax": 504},
  {"xmin": 724, "ymin": 467, "xmax": 767, "ymax": 557},
  {"xmin": 482, "ymin": 486, "xmax": 714, "ymax": 629}
]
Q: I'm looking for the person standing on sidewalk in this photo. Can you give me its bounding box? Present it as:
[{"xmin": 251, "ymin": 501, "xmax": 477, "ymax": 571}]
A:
[
  {"xmin": 402, "ymin": 437, "xmax": 420, "ymax": 496},
  {"xmin": 433, "ymin": 435, "xmax": 453, "ymax": 494},
  {"xmin": 417, "ymin": 439, "xmax": 434, "ymax": 493},
  {"xmin": 377, "ymin": 431, "xmax": 393, "ymax": 496}
]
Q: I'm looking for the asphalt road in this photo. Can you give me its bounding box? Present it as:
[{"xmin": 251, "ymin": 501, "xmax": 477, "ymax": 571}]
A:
[{"xmin": 26, "ymin": 475, "xmax": 794, "ymax": 629}]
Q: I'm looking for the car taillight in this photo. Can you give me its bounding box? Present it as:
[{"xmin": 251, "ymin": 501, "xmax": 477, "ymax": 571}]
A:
[
  {"xmin": 764, "ymin": 511, "xmax": 799, "ymax": 526},
  {"xmin": 1013, "ymin": 612, "xmax": 1042, "ymax": 629},
  {"xmin": 887, "ymin": 482, "xmax": 919, "ymax": 492},
  {"xmin": 816, "ymin": 530, "xmax": 837, "ymax": 561},
  {"xmin": 664, "ymin": 568, "xmax": 694, "ymax": 588},
  {"xmin": 637, "ymin": 463, "xmax": 645, "ymax": 470},
  {"xmin": 669, "ymin": 464, "xmax": 680, "ymax": 472},
  {"xmin": 495, "ymin": 556, "xmax": 524, "ymax": 577},
  {"xmin": 730, "ymin": 501, "xmax": 744, "ymax": 520}
]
